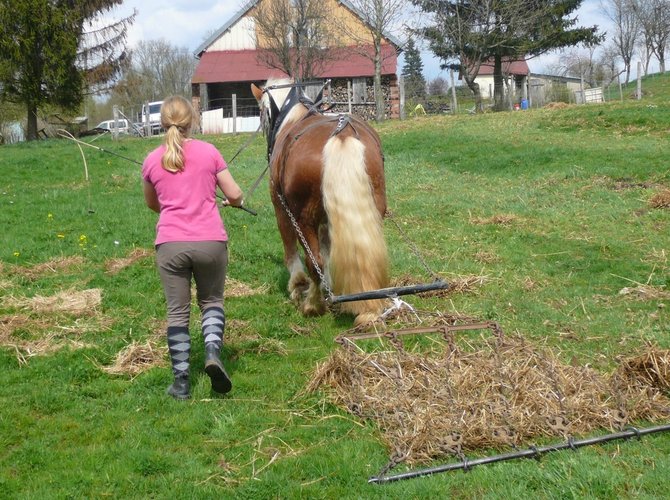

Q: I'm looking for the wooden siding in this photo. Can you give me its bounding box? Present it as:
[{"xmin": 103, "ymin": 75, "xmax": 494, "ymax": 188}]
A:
[{"xmin": 207, "ymin": 16, "xmax": 256, "ymax": 51}]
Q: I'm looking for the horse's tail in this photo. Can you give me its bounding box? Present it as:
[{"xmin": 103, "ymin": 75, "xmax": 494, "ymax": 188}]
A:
[{"xmin": 322, "ymin": 135, "xmax": 388, "ymax": 324}]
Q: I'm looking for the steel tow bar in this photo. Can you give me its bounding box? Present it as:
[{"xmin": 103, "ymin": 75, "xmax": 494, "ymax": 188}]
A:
[
  {"xmin": 329, "ymin": 280, "xmax": 450, "ymax": 305},
  {"xmin": 368, "ymin": 423, "xmax": 670, "ymax": 484}
]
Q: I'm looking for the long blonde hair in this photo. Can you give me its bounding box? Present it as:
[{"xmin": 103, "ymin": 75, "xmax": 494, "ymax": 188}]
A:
[{"xmin": 160, "ymin": 95, "xmax": 195, "ymax": 173}]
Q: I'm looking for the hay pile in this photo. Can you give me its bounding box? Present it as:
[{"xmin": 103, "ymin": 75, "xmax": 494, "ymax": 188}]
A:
[
  {"xmin": 105, "ymin": 247, "xmax": 152, "ymax": 274},
  {"xmin": 102, "ymin": 338, "xmax": 167, "ymax": 377},
  {"xmin": 0, "ymin": 314, "xmax": 94, "ymax": 364},
  {"xmin": 226, "ymin": 278, "xmax": 270, "ymax": 298},
  {"xmin": 649, "ymin": 189, "xmax": 670, "ymax": 209},
  {"xmin": 308, "ymin": 318, "xmax": 670, "ymax": 465},
  {"xmin": 9, "ymin": 256, "xmax": 87, "ymax": 280},
  {"xmin": 3, "ymin": 288, "xmax": 102, "ymax": 315}
]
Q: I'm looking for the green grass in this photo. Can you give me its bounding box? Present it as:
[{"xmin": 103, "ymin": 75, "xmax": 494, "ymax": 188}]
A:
[{"xmin": 1, "ymin": 74, "xmax": 669, "ymax": 498}]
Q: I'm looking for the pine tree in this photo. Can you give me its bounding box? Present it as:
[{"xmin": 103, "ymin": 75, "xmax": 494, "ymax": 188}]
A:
[
  {"xmin": 402, "ymin": 37, "xmax": 426, "ymax": 99},
  {"xmin": 0, "ymin": 0, "xmax": 134, "ymax": 140}
]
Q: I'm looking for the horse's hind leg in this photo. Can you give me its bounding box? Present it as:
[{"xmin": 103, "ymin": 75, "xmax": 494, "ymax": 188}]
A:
[
  {"xmin": 273, "ymin": 201, "xmax": 310, "ymax": 303},
  {"xmin": 300, "ymin": 228, "xmax": 327, "ymax": 317}
]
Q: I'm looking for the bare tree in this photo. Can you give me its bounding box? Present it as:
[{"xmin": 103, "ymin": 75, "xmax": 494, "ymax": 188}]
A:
[
  {"xmin": 335, "ymin": 0, "xmax": 406, "ymax": 121},
  {"xmin": 598, "ymin": 44, "xmax": 625, "ymax": 86},
  {"xmin": 602, "ymin": 0, "xmax": 640, "ymax": 83},
  {"xmin": 632, "ymin": 0, "xmax": 670, "ymax": 73},
  {"xmin": 427, "ymin": 76, "xmax": 449, "ymax": 95},
  {"xmin": 252, "ymin": 0, "xmax": 336, "ymax": 81},
  {"xmin": 551, "ymin": 45, "xmax": 619, "ymax": 87},
  {"xmin": 111, "ymin": 40, "xmax": 197, "ymax": 115}
]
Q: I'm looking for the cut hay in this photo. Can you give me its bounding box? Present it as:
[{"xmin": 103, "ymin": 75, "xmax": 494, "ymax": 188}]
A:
[
  {"xmin": 307, "ymin": 320, "xmax": 670, "ymax": 466},
  {"xmin": 0, "ymin": 314, "xmax": 97, "ymax": 364},
  {"xmin": 226, "ymin": 278, "xmax": 270, "ymax": 297},
  {"xmin": 102, "ymin": 338, "xmax": 167, "ymax": 377},
  {"xmin": 617, "ymin": 349, "xmax": 670, "ymax": 391},
  {"xmin": 10, "ymin": 256, "xmax": 87, "ymax": 280},
  {"xmin": 3, "ymin": 288, "xmax": 102, "ymax": 315},
  {"xmin": 470, "ymin": 214, "xmax": 519, "ymax": 226},
  {"xmin": 544, "ymin": 102, "xmax": 570, "ymax": 110},
  {"xmin": 619, "ymin": 284, "xmax": 670, "ymax": 300},
  {"xmin": 105, "ymin": 247, "xmax": 153, "ymax": 274},
  {"xmin": 649, "ymin": 189, "xmax": 670, "ymax": 209},
  {"xmin": 389, "ymin": 274, "xmax": 489, "ymax": 299}
]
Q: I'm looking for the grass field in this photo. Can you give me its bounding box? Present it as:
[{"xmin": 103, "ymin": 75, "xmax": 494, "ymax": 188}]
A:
[{"xmin": 0, "ymin": 75, "xmax": 669, "ymax": 498}]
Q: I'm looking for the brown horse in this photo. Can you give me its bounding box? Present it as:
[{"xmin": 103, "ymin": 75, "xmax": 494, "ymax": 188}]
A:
[{"xmin": 252, "ymin": 78, "xmax": 389, "ymax": 326}]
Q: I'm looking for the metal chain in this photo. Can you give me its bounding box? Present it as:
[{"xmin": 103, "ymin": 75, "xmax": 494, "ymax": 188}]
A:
[
  {"xmin": 387, "ymin": 214, "xmax": 442, "ymax": 281},
  {"xmin": 276, "ymin": 190, "xmax": 334, "ymax": 300},
  {"xmin": 375, "ymin": 448, "xmax": 407, "ymax": 477}
]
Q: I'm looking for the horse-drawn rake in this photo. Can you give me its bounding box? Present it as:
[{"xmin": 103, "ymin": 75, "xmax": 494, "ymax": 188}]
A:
[{"xmin": 307, "ymin": 310, "xmax": 670, "ymax": 484}]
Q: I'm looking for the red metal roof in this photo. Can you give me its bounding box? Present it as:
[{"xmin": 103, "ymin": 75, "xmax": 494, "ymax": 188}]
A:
[
  {"xmin": 192, "ymin": 46, "xmax": 398, "ymax": 84},
  {"xmin": 477, "ymin": 58, "xmax": 530, "ymax": 76}
]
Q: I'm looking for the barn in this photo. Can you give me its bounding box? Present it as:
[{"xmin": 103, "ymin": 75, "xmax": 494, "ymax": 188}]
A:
[{"xmin": 190, "ymin": 0, "xmax": 402, "ymax": 134}]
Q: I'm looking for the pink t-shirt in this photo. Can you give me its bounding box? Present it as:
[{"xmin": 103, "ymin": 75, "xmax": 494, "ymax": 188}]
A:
[{"xmin": 142, "ymin": 139, "xmax": 228, "ymax": 245}]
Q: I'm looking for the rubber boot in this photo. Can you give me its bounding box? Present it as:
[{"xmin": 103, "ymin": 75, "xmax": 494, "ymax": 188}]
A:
[
  {"xmin": 166, "ymin": 373, "xmax": 190, "ymax": 400},
  {"xmin": 204, "ymin": 344, "xmax": 232, "ymax": 394}
]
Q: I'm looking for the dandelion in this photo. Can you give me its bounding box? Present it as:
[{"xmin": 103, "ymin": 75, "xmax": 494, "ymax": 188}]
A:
[
  {"xmin": 47, "ymin": 213, "xmax": 53, "ymax": 220},
  {"xmin": 13, "ymin": 251, "xmax": 20, "ymax": 257},
  {"xmin": 57, "ymin": 233, "xmax": 65, "ymax": 239}
]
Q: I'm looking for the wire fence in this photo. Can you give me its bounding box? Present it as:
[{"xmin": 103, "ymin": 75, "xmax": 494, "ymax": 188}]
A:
[{"xmin": 406, "ymin": 71, "xmax": 669, "ymax": 116}]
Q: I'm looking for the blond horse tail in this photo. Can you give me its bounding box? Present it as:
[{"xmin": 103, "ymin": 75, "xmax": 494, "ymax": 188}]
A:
[{"xmin": 322, "ymin": 136, "xmax": 388, "ymax": 323}]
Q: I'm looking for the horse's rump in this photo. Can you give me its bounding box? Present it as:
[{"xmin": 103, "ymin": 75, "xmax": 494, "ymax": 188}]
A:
[{"xmin": 272, "ymin": 113, "xmax": 389, "ymax": 320}]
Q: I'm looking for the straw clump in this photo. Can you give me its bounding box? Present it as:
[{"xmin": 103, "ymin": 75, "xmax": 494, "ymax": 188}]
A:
[
  {"xmin": 649, "ymin": 189, "xmax": 670, "ymax": 209},
  {"xmin": 308, "ymin": 323, "xmax": 670, "ymax": 466},
  {"xmin": 225, "ymin": 278, "xmax": 271, "ymax": 297},
  {"xmin": 9, "ymin": 256, "xmax": 87, "ymax": 280},
  {"xmin": 105, "ymin": 247, "xmax": 153, "ymax": 274},
  {"xmin": 102, "ymin": 338, "xmax": 167, "ymax": 377},
  {"xmin": 3, "ymin": 288, "xmax": 102, "ymax": 315}
]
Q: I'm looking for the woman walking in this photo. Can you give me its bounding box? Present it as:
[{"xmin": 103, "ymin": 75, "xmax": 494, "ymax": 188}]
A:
[{"xmin": 142, "ymin": 95, "xmax": 244, "ymax": 399}]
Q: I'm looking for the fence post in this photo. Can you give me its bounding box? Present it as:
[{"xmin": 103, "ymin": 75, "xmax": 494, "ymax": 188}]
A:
[
  {"xmin": 232, "ymin": 94, "xmax": 237, "ymax": 135},
  {"xmin": 347, "ymin": 81, "xmax": 353, "ymax": 114},
  {"xmin": 112, "ymin": 105, "xmax": 119, "ymax": 141},
  {"xmin": 636, "ymin": 61, "xmax": 642, "ymax": 100},
  {"xmin": 398, "ymin": 75, "xmax": 405, "ymax": 120},
  {"xmin": 450, "ymin": 68, "xmax": 458, "ymax": 114},
  {"xmin": 144, "ymin": 101, "xmax": 151, "ymax": 137}
]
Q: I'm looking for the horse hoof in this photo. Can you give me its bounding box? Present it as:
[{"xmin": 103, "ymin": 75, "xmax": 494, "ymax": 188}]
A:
[{"xmin": 302, "ymin": 302, "xmax": 326, "ymax": 317}]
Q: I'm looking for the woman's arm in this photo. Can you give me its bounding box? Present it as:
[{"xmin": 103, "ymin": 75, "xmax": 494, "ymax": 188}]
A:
[
  {"xmin": 216, "ymin": 169, "xmax": 244, "ymax": 207},
  {"xmin": 143, "ymin": 180, "xmax": 161, "ymax": 213}
]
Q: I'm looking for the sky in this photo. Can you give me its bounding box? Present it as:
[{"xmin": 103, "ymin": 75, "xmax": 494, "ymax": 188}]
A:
[{"xmin": 109, "ymin": 0, "xmax": 617, "ymax": 81}]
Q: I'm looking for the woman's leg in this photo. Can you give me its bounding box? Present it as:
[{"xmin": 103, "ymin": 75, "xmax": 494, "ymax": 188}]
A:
[
  {"xmin": 192, "ymin": 241, "xmax": 231, "ymax": 394},
  {"xmin": 156, "ymin": 242, "xmax": 193, "ymax": 399}
]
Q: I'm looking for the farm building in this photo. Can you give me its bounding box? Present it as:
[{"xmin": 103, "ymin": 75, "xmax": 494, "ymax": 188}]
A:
[
  {"xmin": 191, "ymin": 0, "xmax": 402, "ymax": 134},
  {"xmin": 528, "ymin": 73, "xmax": 587, "ymax": 106},
  {"xmin": 470, "ymin": 57, "xmax": 531, "ymax": 103}
]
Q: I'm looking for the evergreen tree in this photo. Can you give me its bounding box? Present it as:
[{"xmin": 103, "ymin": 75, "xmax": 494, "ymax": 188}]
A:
[
  {"xmin": 0, "ymin": 0, "xmax": 134, "ymax": 140},
  {"xmin": 402, "ymin": 37, "xmax": 427, "ymax": 99}
]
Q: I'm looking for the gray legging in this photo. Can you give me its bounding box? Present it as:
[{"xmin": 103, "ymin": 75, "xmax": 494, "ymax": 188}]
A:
[{"xmin": 155, "ymin": 241, "xmax": 228, "ymax": 328}]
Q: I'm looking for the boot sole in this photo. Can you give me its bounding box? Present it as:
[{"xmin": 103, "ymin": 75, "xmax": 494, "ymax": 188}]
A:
[{"xmin": 205, "ymin": 360, "xmax": 232, "ymax": 394}]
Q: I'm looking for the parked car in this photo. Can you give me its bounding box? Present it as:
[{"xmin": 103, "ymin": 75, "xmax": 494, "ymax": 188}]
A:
[{"xmin": 95, "ymin": 119, "xmax": 130, "ymax": 135}]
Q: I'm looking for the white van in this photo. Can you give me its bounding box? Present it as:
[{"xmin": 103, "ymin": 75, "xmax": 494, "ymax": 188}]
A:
[{"xmin": 95, "ymin": 119, "xmax": 130, "ymax": 135}]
